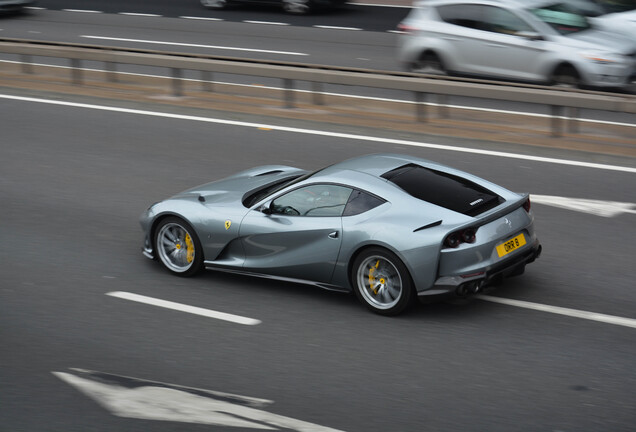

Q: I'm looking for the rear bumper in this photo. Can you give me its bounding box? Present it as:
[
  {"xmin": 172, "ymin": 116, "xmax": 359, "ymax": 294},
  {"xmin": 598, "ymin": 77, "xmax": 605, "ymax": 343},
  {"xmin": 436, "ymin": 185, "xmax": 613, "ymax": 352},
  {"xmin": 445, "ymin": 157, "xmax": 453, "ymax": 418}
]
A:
[{"xmin": 419, "ymin": 240, "xmax": 542, "ymax": 300}]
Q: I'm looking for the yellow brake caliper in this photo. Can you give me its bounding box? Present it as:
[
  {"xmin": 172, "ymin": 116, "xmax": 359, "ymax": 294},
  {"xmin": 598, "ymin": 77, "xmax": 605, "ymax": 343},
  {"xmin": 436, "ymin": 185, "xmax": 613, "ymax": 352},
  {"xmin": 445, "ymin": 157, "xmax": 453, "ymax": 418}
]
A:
[
  {"xmin": 185, "ymin": 233, "xmax": 195, "ymax": 263},
  {"xmin": 369, "ymin": 260, "xmax": 380, "ymax": 295}
]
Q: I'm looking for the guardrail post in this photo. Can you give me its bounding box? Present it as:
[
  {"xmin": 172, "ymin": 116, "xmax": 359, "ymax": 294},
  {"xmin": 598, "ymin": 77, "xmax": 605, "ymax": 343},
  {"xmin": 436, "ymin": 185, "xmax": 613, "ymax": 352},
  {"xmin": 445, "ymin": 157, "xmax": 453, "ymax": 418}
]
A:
[
  {"xmin": 201, "ymin": 71, "xmax": 214, "ymax": 92},
  {"xmin": 20, "ymin": 54, "xmax": 33, "ymax": 74},
  {"xmin": 105, "ymin": 62, "xmax": 117, "ymax": 83},
  {"xmin": 283, "ymin": 78, "xmax": 294, "ymax": 108},
  {"xmin": 567, "ymin": 107, "xmax": 579, "ymax": 134},
  {"xmin": 311, "ymin": 82, "xmax": 324, "ymax": 105},
  {"xmin": 70, "ymin": 58, "xmax": 82, "ymax": 85},
  {"xmin": 437, "ymin": 94, "xmax": 449, "ymax": 118},
  {"xmin": 415, "ymin": 92, "xmax": 427, "ymax": 122},
  {"xmin": 172, "ymin": 68, "xmax": 183, "ymax": 97},
  {"xmin": 550, "ymin": 105, "xmax": 562, "ymax": 137}
]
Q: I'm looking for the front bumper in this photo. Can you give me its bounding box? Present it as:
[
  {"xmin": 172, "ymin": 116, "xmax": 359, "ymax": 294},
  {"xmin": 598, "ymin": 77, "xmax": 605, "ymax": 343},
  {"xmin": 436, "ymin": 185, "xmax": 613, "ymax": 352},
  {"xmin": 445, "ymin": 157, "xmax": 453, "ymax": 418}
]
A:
[{"xmin": 419, "ymin": 240, "xmax": 542, "ymax": 300}]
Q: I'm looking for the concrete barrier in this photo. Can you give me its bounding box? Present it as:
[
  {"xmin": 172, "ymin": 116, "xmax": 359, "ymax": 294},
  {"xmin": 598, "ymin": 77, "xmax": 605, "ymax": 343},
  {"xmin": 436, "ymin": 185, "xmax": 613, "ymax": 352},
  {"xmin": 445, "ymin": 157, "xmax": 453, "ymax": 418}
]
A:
[{"xmin": 1, "ymin": 37, "xmax": 634, "ymax": 136}]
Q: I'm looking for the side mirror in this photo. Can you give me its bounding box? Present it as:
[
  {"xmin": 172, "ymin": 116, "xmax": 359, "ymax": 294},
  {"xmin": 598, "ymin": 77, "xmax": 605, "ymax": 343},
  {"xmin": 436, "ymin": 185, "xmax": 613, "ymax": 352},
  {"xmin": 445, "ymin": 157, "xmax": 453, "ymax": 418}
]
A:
[
  {"xmin": 517, "ymin": 31, "xmax": 543, "ymax": 41},
  {"xmin": 259, "ymin": 201, "xmax": 273, "ymax": 215}
]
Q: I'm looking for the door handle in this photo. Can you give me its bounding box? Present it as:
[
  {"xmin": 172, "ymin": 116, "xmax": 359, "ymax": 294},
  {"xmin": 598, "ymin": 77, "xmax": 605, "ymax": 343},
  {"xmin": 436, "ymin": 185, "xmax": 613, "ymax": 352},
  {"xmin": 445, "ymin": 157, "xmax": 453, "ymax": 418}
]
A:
[{"xmin": 328, "ymin": 231, "xmax": 339, "ymax": 239}]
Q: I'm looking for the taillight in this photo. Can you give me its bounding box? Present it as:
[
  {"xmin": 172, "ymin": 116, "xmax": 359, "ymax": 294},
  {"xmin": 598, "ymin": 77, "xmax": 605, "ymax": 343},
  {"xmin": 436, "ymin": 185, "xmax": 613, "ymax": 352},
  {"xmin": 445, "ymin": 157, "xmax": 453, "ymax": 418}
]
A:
[
  {"xmin": 462, "ymin": 228, "xmax": 476, "ymax": 243},
  {"xmin": 444, "ymin": 228, "xmax": 477, "ymax": 248},
  {"xmin": 444, "ymin": 233, "xmax": 461, "ymax": 248},
  {"xmin": 396, "ymin": 23, "xmax": 418, "ymax": 34},
  {"xmin": 523, "ymin": 197, "xmax": 531, "ymax": 213}
]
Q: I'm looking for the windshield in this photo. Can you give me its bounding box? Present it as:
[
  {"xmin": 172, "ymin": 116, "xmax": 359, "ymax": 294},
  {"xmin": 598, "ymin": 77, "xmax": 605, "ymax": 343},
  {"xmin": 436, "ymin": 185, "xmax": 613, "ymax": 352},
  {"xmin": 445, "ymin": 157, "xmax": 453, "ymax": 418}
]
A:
[
  {"xmin": 529, "ymin": 3, "xmax": 593, "ymax": 34},
  {"xmin": 242, "ymin": 169, "xmax": 324, "ymax": 208},
  {"xmin": 564, "ymin": 0, "xmax": 636, "ymax": 17},
  {"xmin": 595, "ymin": 0, "xmax": 636, "ymax": 13}
]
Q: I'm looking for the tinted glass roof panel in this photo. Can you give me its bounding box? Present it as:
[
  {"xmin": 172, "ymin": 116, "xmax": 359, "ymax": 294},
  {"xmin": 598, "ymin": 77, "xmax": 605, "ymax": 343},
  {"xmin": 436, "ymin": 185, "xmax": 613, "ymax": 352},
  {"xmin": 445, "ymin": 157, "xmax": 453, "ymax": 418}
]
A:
[{"xmin": 381, "ymin": 164, "xmax": 503, "ymax": 216}]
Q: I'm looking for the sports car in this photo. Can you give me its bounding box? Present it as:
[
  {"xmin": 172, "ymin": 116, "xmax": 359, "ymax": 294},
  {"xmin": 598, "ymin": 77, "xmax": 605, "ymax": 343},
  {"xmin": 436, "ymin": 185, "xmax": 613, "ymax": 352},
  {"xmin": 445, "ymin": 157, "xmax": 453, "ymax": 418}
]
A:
[{"xmin": 140, "ymin": 154, "xmax": 541, "ymax": 315}]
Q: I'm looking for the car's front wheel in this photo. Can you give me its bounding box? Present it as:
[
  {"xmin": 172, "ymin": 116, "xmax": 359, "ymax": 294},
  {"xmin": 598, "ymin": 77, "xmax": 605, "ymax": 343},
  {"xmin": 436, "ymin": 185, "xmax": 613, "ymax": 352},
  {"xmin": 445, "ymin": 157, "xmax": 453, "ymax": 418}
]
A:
[
  {"xmin": 551, "ymin": 65, "xmax": 581, "ymax": 88},
  {"xmin": 154, "ymin": 217, "xmax": 204, "ymax": 277},
  {"xmin": 351, "ymin": 248, "xmax": 414, "ymax": 315}
]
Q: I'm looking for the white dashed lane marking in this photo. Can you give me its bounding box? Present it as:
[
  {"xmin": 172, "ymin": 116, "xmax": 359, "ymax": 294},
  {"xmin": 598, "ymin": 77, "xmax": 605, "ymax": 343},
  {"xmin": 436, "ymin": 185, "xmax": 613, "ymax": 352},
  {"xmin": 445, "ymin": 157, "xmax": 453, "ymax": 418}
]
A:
[
  {"xmin": 62, "ymin": 9, "xmax": 103, "ymax": 13},
  {"xmin": 478, "ymin": 295, "xmax": 636, "ymax": 329},
  {"xmin": 313, "ymin": 25, "xmax": 362, "ymax": 30},
  {"xmin": 106, "ymin": 291, "xmax": 261, "ymax": 326},
  {"xmin": 243, "ymin": 20, "xmax": 290, "ymax": 26}
]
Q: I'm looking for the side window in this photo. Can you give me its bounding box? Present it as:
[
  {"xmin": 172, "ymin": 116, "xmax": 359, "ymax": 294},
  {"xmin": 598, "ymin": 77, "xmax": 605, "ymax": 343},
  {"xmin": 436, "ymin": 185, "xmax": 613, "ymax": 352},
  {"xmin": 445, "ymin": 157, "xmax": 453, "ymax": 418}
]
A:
[
  {"xmin": 483, "ymin": 6, "xmax": 534, "ymax": 35},
  {"xmin": 437, "ymin": 4, "xmax": 485, "ymax": 31},
  {"xmin": 343, "ymin": 190, "xmax": 386, "ymax": 217},
  {"xmin": 271, "ymin": 184, "xmax": 352, "ymax": 217}
]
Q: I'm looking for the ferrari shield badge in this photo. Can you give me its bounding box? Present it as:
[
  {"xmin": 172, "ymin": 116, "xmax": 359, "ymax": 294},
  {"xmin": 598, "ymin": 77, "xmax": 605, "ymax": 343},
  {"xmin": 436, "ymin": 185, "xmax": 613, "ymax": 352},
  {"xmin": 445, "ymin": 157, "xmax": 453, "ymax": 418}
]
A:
[{"xmin": 225, "ymin": 220, "xmax": 232, "ymax": 230}]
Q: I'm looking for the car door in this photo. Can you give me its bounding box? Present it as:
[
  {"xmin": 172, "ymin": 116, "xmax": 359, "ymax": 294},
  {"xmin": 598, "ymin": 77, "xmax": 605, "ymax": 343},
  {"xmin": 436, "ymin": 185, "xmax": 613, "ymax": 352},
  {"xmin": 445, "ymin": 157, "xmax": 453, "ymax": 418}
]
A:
[
  {"xmin": 472, "ymin": 5, "xmax": 548, "ymax": 81},
  {"xmin": 238, "ymin": 184, "xmax": 353, "ymax": 283},
  {"xmin": 435, "ymin": 4, "xmax": 547, "ymax": 81}
]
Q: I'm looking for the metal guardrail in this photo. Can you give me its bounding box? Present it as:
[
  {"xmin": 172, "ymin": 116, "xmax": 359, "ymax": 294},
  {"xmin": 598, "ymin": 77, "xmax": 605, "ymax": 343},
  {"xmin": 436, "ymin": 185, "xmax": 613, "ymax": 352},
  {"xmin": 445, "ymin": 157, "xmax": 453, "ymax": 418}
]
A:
[{"xmin": 1, "ymin": 37, "xmax": 635, "ymax": 137}]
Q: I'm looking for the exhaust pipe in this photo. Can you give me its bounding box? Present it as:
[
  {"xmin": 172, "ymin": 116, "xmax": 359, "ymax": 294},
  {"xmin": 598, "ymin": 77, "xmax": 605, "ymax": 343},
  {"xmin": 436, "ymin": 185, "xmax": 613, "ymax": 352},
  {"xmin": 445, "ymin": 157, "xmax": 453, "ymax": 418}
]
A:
[{"xmin": 456, "ymin": 281, "xmax": 483, "ymax": 297}]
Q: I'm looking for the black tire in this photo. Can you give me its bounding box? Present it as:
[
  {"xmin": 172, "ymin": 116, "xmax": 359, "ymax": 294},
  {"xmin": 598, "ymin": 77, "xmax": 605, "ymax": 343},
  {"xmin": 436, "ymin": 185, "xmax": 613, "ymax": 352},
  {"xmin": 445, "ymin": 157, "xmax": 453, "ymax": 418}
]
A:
[
  {"xmin": 551, "ymin": 65, "xmax": 581, "ymax": 88},
  {"xmin": 154, "ymin": 217, "xmax": 204, "ymax": 277},
  {"xmin": 351, "ymin": 247, "xmax": 414, "ymax": 316},
  {"xmin": 411, "ymin": 52, "xmax": 446, "ymax": 75}
]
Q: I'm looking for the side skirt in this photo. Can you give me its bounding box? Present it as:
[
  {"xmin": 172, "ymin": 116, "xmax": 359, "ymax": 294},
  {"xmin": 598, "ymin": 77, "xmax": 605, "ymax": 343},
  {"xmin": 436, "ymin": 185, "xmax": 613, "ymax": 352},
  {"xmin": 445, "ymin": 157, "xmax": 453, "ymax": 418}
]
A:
[{"xmin": 203, "ymin": 262, "xmax": 350, "ymax": 293}]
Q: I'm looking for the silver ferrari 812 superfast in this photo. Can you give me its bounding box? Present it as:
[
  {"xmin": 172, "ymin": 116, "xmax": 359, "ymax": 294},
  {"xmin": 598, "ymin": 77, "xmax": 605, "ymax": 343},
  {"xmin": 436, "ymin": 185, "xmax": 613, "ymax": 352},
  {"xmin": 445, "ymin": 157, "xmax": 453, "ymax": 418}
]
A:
[{"xmin": 140, "ymin": 154, "xmax": 541, "ymax": 315}]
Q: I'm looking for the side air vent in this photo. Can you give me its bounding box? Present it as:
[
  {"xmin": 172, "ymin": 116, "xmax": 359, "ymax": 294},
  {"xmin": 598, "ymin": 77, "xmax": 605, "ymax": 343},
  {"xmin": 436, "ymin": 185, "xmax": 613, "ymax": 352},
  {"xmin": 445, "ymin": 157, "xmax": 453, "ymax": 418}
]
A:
[{"xmin": 255, "ymin": 170, "xmax": 284, "ymax": 177}]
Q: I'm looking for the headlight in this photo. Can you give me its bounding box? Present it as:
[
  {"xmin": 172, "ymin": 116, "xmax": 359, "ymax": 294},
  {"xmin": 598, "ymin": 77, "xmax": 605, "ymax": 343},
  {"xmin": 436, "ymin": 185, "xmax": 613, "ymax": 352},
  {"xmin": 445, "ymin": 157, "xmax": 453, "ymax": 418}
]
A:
[{"xmin": 580, "ymin": 51, "xmax": 622, "ymax": 65}]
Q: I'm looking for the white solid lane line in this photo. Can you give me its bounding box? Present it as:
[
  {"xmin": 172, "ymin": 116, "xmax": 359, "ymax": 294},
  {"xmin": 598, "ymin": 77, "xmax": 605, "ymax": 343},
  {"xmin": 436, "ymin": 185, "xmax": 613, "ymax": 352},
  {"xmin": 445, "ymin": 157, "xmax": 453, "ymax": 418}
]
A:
[
  {"xmin": 80, "ymin": 35, "xmax": 308, "ymax": 56},
  {"xmin": 106, "ymin": 291, "xmax": 261, "ymax": 326},
  {"xmin": 477, "ymin": 295, "xmax": 636, "ymax": 329},
  {"xmin": 1, "ymin": 93, "xmax": 635, "ymax": 174}
]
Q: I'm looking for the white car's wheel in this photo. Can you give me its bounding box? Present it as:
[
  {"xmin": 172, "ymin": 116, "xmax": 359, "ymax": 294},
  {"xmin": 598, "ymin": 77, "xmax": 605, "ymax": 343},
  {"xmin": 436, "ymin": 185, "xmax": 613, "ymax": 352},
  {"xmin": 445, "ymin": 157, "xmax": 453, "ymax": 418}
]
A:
[
  {"xmin": 155, "ymin": 217, "xmax": 203, "ymax": 277},
  {"xmin": 351, "ymin": 248, "xmax": 414, "ymax": 315},
  {"xmin": 411, "ymin": 52, "xmax": 447, "ymax": 75}
]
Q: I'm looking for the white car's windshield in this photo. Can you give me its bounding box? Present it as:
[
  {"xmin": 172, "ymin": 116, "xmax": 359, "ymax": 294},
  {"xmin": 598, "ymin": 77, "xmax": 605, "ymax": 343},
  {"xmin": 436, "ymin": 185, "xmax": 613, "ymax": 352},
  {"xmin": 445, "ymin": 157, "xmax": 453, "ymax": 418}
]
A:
[
  {"xmin": 530, "ymin": 3, "xmax": 593, "ymax": 34},
  {"xmin": 565, "ymin": 0, "xmax": 636, "ymax": 16},
  {"xmin": 596, "ymin": 0, "xmax": 636, "ymax": 13}
]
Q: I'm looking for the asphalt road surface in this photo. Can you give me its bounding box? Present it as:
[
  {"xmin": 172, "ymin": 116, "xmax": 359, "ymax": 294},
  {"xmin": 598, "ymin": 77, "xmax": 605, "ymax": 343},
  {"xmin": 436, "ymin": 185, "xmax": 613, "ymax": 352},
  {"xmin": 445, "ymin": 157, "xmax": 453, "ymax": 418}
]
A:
[{"xmin": 1, "ymin": 89, "xmax": 635, "ymax": 431}]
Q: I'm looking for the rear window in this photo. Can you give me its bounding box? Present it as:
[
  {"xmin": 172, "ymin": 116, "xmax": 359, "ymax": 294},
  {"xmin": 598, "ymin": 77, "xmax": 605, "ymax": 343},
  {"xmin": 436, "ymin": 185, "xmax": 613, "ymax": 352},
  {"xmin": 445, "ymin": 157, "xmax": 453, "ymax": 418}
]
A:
[{"xmin": 381, "ymin": 164, "xmax": 503, "ymax": 216}]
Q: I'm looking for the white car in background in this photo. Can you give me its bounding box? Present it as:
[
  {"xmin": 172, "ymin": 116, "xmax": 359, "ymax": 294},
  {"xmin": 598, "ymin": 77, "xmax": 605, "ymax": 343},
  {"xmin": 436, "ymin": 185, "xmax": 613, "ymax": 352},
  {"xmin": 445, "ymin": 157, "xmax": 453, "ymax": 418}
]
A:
[
  {"xmin": 566, "ymin": 0, "xmax": 636, "ymax": 39},
  {"xmin": 397, "ymin": 0, "xmax": 636, "ymax": 90}
]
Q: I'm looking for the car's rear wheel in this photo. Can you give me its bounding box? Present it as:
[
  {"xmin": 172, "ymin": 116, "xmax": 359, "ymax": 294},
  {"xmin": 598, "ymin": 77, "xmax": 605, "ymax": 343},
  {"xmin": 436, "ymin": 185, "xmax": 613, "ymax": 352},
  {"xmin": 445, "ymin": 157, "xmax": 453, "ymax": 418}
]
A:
[
  {"xmin": 200, "ymin": 0, "xmax": 228, "ymax": 9},
  {"xmin": 154, "ymin": 217, "xmax": 204, "ymax": 277},
  {"xmin": 282, "ymin": 0, "xmax": 311, "ymax": 14},
  {"xmin": 351, "ymin": 248, "xmax": 414, "ymax": 315},
  {"xmin": 411, "ymin": 52, "xmax": 446, "ymax": 75}
]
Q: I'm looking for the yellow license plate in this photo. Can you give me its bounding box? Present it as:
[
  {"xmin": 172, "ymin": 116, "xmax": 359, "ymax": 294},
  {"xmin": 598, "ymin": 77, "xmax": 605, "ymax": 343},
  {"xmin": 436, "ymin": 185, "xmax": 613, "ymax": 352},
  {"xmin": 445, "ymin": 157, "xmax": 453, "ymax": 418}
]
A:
[{"xmin": 496, "ymin": 233, "xmax": 526, "ymax": 258}]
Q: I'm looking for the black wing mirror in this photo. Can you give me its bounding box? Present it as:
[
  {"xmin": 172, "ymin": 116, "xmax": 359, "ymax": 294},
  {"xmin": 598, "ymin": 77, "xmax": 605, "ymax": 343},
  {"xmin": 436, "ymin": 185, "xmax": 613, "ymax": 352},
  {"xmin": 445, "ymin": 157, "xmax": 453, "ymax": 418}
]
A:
[{"xmin": 259, "ymin": 201, "xmax": 273, "ymax": 215}]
